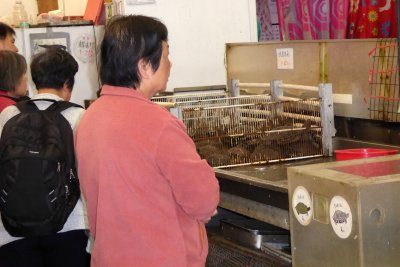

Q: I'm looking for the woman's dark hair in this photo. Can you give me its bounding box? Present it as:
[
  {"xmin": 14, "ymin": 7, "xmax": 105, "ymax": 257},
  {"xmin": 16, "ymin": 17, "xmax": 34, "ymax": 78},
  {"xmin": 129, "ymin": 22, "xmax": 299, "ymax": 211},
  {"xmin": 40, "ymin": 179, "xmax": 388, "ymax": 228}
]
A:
[
  {"xmin": 100, "ymin": 15, "xmax": 168, "ymax": 88},
  {"xmin": 0, "ymin": 51, "xmax": 27, "ymax": 92},
  {"xmin": 0, "ymin": 22, "xmax": 15, "ymax": 41},
  {"xmin": 30, "ymin": 47, "xmax": 79, "ymax": 90}
]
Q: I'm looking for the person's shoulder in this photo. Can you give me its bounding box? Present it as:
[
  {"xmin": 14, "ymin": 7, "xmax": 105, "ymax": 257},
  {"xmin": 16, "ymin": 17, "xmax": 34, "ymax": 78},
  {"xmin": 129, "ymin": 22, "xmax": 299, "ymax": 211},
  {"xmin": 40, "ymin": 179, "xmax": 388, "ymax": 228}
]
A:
[
  {"xmin": 1, "ymin": 104, "xmax": 20, "ymax": 118},
  {"xmin": 61, "ymin": 102, "xmax": 84, "ymax": 116},
  {"xmin": 158, "ymin": 108, "xmax": 187, "ymax": 131},
  {"xmin": 0, "ymin": 104, "xmax": 21, "ymax": 128},
  {"xmin": 0, "ymin": 96, "xmax": 16, "ymax": 111},
  {"xmin": 60, "ymin": 103, "xmax": 85, "ymax": 130},
  {"xmin": 67, "ymin": 102, "xmax": 85, "ymax": 111},
  {"xmin": 54, "ymin": 100, "xmax": 83, "ymax": 112},
  {"xmin": 68, "ymin": 105, "xmax": 85, "ymax": 117}
]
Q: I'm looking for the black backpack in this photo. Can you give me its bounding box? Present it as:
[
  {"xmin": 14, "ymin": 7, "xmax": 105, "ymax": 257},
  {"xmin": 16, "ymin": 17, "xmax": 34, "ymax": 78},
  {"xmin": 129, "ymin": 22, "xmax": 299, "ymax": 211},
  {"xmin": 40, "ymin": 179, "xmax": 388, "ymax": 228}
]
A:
[{"xmin": 0, "ymin": 99, "xmax": 82, "ymax": 237}]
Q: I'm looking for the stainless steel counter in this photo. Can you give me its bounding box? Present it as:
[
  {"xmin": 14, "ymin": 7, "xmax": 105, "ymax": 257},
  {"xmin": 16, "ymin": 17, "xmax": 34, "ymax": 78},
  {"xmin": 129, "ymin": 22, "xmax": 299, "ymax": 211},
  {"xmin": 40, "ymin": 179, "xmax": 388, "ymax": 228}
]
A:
[{"xmin": 214, "ymin": 137, "xmax": 400, "ymax": 230}]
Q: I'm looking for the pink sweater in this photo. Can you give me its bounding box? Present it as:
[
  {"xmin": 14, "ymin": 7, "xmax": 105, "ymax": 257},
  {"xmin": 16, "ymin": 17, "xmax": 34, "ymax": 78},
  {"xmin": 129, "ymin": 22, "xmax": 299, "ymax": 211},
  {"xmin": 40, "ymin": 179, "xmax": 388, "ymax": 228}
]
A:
[{"xmin": 75, "ymin": 85, "xmax": 220, "ymax": 267}]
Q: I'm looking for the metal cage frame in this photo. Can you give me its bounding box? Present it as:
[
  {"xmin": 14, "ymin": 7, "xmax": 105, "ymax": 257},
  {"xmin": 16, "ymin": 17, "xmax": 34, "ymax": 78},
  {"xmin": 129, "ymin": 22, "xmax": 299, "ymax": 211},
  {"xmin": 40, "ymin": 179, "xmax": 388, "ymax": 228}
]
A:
[{"xmin": 152, "ymin": 80, "xmax": 334, "ymax": 168}]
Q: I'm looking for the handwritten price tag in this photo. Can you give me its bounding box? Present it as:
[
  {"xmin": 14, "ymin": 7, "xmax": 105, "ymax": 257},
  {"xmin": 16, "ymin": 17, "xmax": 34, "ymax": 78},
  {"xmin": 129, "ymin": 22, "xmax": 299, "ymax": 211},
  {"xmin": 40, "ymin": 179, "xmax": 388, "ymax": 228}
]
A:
[
  {"xmin": 276, "ymin": 48, "xmax": 294, "ymax": 69},
  {"xmin": 73, "ymin": 33, "xmax": 97, "ymax": 63}
]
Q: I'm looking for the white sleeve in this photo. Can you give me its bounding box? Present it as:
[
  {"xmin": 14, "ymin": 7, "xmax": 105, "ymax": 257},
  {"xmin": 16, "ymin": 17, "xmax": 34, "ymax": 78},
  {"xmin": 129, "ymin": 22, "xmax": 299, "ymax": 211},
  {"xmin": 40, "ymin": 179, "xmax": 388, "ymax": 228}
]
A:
[
  {"xmin": 0, "ymin": 106, "xmax": 21, "ymax": 137},
  {"xmin": 61, "ymin": 107, "xmax": 86, "ymax": 132}
]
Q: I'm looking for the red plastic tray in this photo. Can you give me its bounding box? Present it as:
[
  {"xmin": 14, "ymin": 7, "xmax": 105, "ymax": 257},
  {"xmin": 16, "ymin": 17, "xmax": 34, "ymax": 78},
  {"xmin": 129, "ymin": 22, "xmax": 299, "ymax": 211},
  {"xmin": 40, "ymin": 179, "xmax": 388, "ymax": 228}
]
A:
[{"xmin": 335, "ymin": 148, "xmax": 399, "ymax": 161}]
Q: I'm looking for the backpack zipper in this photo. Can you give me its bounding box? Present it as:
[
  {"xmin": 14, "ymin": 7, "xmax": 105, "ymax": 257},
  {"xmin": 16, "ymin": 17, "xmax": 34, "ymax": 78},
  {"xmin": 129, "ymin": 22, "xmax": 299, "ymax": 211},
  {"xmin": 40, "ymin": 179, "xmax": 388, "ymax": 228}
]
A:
[
  {"xmin": 66, "ymin": 169, "xmax": 76, "ymax": 199},
  {"xmin": 1, "ymin": 189, "xmax": 7, "ymax": 203}
]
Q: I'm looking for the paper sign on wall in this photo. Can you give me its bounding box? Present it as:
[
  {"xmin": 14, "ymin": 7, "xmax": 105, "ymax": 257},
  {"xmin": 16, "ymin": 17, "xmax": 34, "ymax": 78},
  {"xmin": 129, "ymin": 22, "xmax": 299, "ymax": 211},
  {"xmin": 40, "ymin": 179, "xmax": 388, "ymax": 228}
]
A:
[
  {"xmin": 73, "ymin": 33, "xmax": 97, "ymax": 63},
  {"xmin": 276, "ymin": 48, "xmax": 294, "ymax": 69}
]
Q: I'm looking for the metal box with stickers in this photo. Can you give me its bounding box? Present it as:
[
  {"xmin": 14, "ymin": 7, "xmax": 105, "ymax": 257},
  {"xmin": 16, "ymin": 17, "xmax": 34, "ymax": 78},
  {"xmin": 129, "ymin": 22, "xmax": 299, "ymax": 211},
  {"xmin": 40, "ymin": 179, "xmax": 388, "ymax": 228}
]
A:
[{"xmin": 287, "ymin": 154, "xmax": 400, "ymax": 267}]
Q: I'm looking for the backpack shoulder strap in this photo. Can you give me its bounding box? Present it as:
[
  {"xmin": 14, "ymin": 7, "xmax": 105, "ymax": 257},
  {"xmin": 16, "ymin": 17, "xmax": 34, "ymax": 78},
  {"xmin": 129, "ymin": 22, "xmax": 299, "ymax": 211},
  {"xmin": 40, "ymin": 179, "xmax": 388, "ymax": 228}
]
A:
[
  {"xmin": 15, "ymin": 99, "xmax": 83, "ymax": 113},
  {"xmin": 46, "ymin": 101, "xmax": 84, "ymax": 113},
  {"xmin": 16, "ymin": 96, "xmax": 31, "ymax": 102},
  {"xmin": 15, "ymin": 99, "xmax": 41, "ymax": 113}
]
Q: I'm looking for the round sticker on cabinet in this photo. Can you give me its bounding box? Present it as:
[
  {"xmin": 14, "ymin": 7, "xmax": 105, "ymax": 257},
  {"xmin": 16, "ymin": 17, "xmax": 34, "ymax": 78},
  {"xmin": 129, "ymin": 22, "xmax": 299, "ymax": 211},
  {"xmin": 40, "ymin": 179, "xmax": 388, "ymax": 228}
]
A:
[
  {"xmin": 73, "ymin": 33, "xmax": 97, "ymax": 63},
  {"xmin": 292, "ymin": 186, "xmax": 312, "ymax": 226},
  {"xmin": 330, "ymin": 196, "xmax": 352, "ymax": 239}
]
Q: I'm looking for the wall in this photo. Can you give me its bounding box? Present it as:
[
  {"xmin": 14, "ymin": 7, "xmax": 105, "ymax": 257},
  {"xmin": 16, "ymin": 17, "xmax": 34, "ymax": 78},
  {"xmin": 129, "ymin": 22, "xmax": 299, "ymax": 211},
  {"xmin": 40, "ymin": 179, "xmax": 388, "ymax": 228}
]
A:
[
  {"xmin": 0, "ymin": 0, "xmax": 86, "ymax": 21},
  {"xmin": 0, "ymin": 0, "xmax": 38, "ymax": 23},
  {"xmin": 1, "ymin": 0, "xmax": 257, "ymax": 92},
  {"xmin": 63, "ymin": 0, "xmax": 87, "ymax": 16},
  {"xmin": 123, "ymin": 0, "xmax": 257, "ymax": 91},
  {"xmin": 225, "ymin": 39, "xmax": 383, "ymax": 120},
  {"xmin": 13, "ymin": 26, "xmax": 104, "ymax": 107}
]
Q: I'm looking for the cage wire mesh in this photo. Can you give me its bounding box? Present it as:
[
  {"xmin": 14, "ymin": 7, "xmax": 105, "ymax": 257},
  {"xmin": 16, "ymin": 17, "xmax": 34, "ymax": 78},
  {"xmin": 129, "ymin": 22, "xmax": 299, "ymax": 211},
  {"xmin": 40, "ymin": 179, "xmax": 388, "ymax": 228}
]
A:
[
  {"xmin": 369, "ymin": 38, "xmax": 400, "ymax": 121},
  {"xmin": 182, "ymin": 98, "xmax": 323, "ymax": 168},
  {"xmin": 152, "ymin": 92, "xmax": 324, "ymax": 168},
  {"xmin": 151, "ymin": 91, "xmax": 229, "ymax": 105},
  {"xmin": 152, "ymin": 93, "xmax": 272, "ymax": 109}
]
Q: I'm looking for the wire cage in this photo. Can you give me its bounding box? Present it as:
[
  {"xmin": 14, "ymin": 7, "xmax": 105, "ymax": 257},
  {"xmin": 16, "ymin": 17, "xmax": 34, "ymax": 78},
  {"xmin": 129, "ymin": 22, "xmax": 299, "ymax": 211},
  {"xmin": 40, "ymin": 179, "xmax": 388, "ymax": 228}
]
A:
[
  {"xmin": 152, "ymin": 92, "xmax": 272, "ymax": 109},
  {"xmin": 151, "ymin": 91, "xmax": 229, "ymax": 105},
  {"xmin": 369, "ymin": 38, "xmax": 400, "ymax": 122},
  {"xmin": 182, "ymin": 98, "xmax": 323, "ymax": 168},
  {"xmin": 152, "ymin": 81, "xmax": 333, "ymax": 168}
]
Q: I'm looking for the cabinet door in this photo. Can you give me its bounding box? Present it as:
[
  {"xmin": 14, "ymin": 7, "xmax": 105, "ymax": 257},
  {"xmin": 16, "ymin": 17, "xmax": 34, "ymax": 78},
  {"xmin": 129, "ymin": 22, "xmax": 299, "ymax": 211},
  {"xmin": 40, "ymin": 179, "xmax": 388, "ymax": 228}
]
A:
[{"xmin": 37, "ymin": 0, "xmax": 59, "ymax": 14}]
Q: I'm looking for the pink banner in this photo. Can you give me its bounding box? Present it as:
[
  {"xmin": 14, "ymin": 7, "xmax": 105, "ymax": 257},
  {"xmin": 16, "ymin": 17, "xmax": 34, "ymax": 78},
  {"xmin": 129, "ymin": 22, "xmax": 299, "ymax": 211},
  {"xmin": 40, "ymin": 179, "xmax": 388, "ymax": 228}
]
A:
[{"xmin": 276, "ymin": 0, "xmax": 350, "ymax": 40}]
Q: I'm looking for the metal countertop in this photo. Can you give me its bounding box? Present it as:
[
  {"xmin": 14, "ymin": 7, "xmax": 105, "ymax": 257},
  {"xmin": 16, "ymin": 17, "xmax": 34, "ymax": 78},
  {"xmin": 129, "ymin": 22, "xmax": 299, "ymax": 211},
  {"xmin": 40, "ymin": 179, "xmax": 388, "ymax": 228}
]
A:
[
  {"xmin": 214, "ymin": 137, "xmax": 400, "ymax": 191},
  {"xmin": 213, "ymin": 137, "xmax": 400, "ymax": 229}
]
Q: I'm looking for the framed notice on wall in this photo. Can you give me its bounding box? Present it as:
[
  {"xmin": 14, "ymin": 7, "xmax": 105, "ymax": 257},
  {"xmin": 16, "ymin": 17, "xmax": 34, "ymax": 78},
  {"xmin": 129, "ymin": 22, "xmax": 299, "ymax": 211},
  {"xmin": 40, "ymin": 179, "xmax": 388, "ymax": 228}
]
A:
[{"xmin": 29, "ymin": 32, "xmax": 71, "ymax": 55}]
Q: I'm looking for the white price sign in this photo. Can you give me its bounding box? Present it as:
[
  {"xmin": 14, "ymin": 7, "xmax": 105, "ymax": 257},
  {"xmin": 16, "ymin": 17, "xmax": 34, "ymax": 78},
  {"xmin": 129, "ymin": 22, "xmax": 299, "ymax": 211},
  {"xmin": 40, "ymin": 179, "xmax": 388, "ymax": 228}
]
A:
[{"xmin": 276, "ymin": 48, "xmax": 294, "ymax": 69}]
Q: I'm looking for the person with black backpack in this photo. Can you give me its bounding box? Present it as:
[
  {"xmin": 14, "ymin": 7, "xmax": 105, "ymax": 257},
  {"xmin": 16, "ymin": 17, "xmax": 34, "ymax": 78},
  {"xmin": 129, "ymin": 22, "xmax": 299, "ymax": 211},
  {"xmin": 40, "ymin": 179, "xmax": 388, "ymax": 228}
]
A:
[
  {"xmin": 0, "ymin": 48, "xmax": 90, "ymax": 267},
  {"xmin": 0, "ymin": 51, "xmax": 29, "ymax": 112}
]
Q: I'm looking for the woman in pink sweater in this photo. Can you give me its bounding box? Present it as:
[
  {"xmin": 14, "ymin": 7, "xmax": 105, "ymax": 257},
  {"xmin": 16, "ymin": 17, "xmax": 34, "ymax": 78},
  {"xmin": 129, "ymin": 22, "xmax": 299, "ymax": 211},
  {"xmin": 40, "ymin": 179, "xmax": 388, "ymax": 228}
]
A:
[{"xmin": 75, "ymin": 15, "xmax": 220, "ymax": 267}]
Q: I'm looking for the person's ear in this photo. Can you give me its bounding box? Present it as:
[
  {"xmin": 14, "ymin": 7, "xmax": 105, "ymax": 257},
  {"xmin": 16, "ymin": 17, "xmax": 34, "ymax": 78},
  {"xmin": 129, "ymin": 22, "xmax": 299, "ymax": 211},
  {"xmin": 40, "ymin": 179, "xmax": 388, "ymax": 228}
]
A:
[
  {"xmin": 138, "ymin": 59, "xmax": 152, "ymax": 79},
  {"xmin": 61, "ymin": 82, "xmax": 72, "ymax": 101}
]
